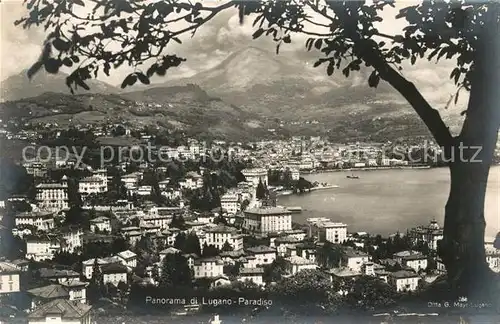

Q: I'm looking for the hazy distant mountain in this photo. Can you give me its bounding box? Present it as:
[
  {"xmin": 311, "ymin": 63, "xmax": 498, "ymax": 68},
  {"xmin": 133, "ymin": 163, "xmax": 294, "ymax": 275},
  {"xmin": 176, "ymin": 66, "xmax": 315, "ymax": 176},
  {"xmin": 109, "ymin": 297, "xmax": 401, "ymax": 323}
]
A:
[
  {"xmin": 0, "ymin": 70, "xmax": 119, "ymax": 102},
  {"xmin": 155, "ymin": 46, "xmax": 406, "ymax": 120}
]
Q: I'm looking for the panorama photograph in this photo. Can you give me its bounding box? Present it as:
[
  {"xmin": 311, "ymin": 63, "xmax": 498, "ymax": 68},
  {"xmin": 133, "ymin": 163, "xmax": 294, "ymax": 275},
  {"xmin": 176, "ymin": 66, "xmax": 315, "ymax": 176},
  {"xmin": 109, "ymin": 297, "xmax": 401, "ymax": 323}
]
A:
[{"xmin": 0, "ymin": 0, "xmax": 499, "ymax": 323}]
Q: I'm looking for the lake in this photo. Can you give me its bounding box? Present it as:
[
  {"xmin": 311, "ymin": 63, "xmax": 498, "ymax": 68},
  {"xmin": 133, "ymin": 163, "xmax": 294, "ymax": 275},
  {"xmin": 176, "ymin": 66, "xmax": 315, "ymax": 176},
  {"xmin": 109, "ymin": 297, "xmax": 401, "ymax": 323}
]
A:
[{"xmin": 277, "ymin": 166, "xmax": 500, "ymax": 238}]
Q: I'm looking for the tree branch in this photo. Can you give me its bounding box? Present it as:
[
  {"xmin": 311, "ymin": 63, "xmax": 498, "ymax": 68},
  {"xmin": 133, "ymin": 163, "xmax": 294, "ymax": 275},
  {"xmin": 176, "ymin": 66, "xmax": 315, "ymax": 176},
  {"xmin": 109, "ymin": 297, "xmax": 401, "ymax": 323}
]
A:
[{"xmin": 363, "ymin": 46, "xmax": 454, "ymax": 148}]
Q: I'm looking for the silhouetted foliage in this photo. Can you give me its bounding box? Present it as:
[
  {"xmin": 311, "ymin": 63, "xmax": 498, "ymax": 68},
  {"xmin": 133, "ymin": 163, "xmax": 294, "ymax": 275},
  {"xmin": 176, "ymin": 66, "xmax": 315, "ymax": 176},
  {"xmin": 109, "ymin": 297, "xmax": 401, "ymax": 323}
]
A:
[{"xmin": 16, "ymin": 0, "xmax": 500, "ymax": 295}]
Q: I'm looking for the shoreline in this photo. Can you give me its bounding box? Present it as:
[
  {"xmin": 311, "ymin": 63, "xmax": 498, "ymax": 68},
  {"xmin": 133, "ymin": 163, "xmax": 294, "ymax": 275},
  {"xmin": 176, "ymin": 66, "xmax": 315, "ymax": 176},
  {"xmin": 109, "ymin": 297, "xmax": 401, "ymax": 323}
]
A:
[{"xmin": 304, "ymin": 165, "xmax": 434, "ymax": 174}]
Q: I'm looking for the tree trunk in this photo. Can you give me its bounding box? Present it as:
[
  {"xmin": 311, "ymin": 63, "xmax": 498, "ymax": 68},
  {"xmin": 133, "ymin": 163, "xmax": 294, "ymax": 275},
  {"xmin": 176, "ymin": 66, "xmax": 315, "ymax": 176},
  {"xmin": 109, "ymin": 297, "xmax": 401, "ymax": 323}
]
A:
[{"xmin": 438, "ymin": 7, "xmax": 500, "ymax": 298}]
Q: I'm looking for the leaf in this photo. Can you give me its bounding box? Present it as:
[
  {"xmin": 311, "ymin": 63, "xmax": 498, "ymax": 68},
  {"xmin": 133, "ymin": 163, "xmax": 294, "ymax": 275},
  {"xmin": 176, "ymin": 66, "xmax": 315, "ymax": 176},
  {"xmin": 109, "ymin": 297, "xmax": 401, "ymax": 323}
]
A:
[
  {"xmin": 306, "ymin": 38, "xmax": 314, "ymax": 51},
  {"xmin": 368, "ymin": 71, "xmax": 380, "ymax": 88},
  {"xmin": 454, "ymin": 90, "xmax": 461, "ymax": 105},
  {"xmin": 73, "ymin": 0, "xmax": 84, "ymax": 6},
  {"xmin": 76, "ymin": 78, "xmax": 90, "ymax": 91},
  {"xmin": 252, "ymin": 28, "xmax": 265, "ymax": 39},
  {"xmin": 103, "ymin": 62, "xmax": 111, "ymax": 76},
  {"xmin": 283, "ymin": 35, "xmax": 291, "ymax": 44},
  {"xmin": 172, "ymin": 37, "xmax": 182, "ymax": 44},
  {"xmin": 428, "ymin": 48, "xmax": 440, "ymax": 60},
  {"xmin": 27, "ymin": 61, "xmax": 43, "ymax": 79},
  {"xmin": 44, "ymin": 58, "xmax": 60, "ymax": 74},
  {"xmin": 410, "ymin": 55, "xmax": 416, "ymax": 65},
  {"xmin": 62, "ymin": 58, "xmax": 73, "ymax": 67},
  {"xmin": 437, "ymin": 47, "xmax": 448, "ymax": 61},
  {"xmin": 136, "ymin": 72, "xmax": 150, "ymax": 85},
  {"xmin": 146, "ymin": 63, "xmax": 158, "ymax": 77},
  {"xmin": 313, "ymin": 60, "xmax": 324, "ymax": 68},
  {"xmin": 327, "ymin": 62, "xmax": 334, "ymax": 76},
  {"xmin": 121, "ymin": 74, "xmax": 137, "ymax": 88},
  {"xmin": 71, "ymin": 56, "xmax": 80, "ymax": 63},
  {"xmin": 342, "ymin": 66, "xmax": 350, "ymax": 77},
  {"xmin": 53, "ymin": 38, "xmax": 71, "ymax": 52},
  {"xmin": 314, "ymin": 39, "xmax": 323, "ymax": 50}
]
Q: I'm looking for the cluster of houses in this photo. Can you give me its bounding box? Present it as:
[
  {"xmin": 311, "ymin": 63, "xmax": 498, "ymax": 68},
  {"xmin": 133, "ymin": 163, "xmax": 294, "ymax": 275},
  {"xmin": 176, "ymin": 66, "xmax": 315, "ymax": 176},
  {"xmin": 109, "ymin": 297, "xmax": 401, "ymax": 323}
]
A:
[{"xmin": 1, "ymin": 134, "xmax": 500, "ymax": 323}]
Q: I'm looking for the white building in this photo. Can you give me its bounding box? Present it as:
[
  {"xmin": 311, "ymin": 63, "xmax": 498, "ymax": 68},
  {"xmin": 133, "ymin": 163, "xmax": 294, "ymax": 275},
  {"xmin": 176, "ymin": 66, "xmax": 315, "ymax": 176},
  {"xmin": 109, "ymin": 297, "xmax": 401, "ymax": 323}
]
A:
[
  {"xmin": 117, "ymin": 250, "xmax": 137, "ymax": 269},
  {"xmin": 27, "ymin": 298, "xmax": 92, "ymax": 324},
  {"xmin": 0, "ymin": 262, "xmax": 20, "ymax": 295},
  {"xmin": 179, "ymin": 172, "xmax": 203, "ymax": 190},
  {"xmin": 243, "ymin": 206, "xmax": 292, "ymax": 234},
  {"xmin": 290, "ymin": 168, "xmax": 300, "ymax": 181},
  {"xmin": 389, "ymin": 270, "xmax": 421, "ymax": 292},
  {"xmin": 81, "ymin": 256, "xmax": 121, "ymax": 279},
  {"xmin": 121, "ymin": 172, "xmax": 141, "ymax": 189},
  {"xmin": 60, "ymin": 227, "xmax": 83, "ymax": 253},
  {"xmin": 238, "ymin": 267, "xmax": 265, "ymax": 286},
  {"xmin": 205, "ymin": 225, "xmax": 243, "ymax": 251},
  {"xmin": 15, "ymin": 211, "xmax": 55, "ymax": 231},
  {"xmin": 78, "ymin": 176, "xmax": 108, "ymax": 196},
  {"xmin": 285, "ymin": 255, "xmax": 317, "ymax": 275},
  {"xmin": 242, "ymin": 168, "xmax": 268, "ymax": 187},
  {"xmin": 193, "ymin": 257, "xmax": 224, "ymax": 279},
  {"xmin": 36, "ymin": 176, "xmax": 69, "ymax": 211},
  {"xmin": 101, "ymin": 263, "xmax": 128, "ymax": 286},
  {"xmin": 89, "ymin": 216, "xmax": 111, "ymax": 233},
  {"xmin": 307, "ymin": 218, "xmax": 347, "ymax": 244},
  {"xmin": 220, "ymin": 193, "xmax": 239, "ymax": 215},
  {"xmin": 393, "ymin": 251, "xmax": 428, "ymax": 272},
  {"xmin": 341, "ymin": 248, "xmax": 371, "ymax": 273},
  {"xmin": 26, "ymin": 237, "xmax": 63, "ymax": 261},
  {"xmin": 136, "ymin": 186, "xmax": 152, "ymax": 196},
  {"xmin": 246, "ymin": 246, "xmax": 277, "ymax": 266}
]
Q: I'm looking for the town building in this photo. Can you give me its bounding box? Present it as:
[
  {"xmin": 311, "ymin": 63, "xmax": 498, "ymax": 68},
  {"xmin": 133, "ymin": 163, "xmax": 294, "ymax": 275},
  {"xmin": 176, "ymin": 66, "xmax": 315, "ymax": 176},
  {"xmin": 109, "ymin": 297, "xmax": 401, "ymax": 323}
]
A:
[
  {"xmin": 242, "ymin": 168, "xmax": 268, "ymax": 187},
  {"xmin": 36, "ymin": 176, "xmax": 69, "ymax": 211},
  {"xmin": 246, "ymin": 246, "xmax": 277, "ymax": 266},
  {"xmin": 341, "ymin": 248, "xmax": 371, "ymax": 273},
  {"xmin": 193, "ymin": 257, "xmax": 224, "ymax": 279},
  {"xmin": 116, "ymin": 250, "xmax": 137, "ymax": 269},
  {"xmin": 243, "ymin": 206, "xmax": 292, "ymax": 234},
  {"xmin": 89, "ymin": 216, "xmax": 111, "ymax": 233},
  {"xmin": 179, "ymin": 172, "xmax": 203, "ymax": 190},
  {"xmin": 101, "ymin": 263, "xmax": 128, "ymax": 286},
  {"xmin": 15, "ymin": 211, "xmax": 55, "ymax": 232},
  {"xmin": 393, "ymin": 250, "xmax": 428, "ymax": 272},
  {"xmin": 27, "ymin": 298, "xmax": 92, "ymax": 324},
  {"xmin": 238, "ymin": 267, "xmax": 265, "ymax": 286},
  {"xmin": 220, "ymin": 193, "xmax": 240, "ymax": 215},
  {"xmin": 410, "ymin": 220, "xmax": 443, "ymax": 251},
  {"xmin": 78, "ymin": 176, "xmax": 108, "ymax": 197},
  {"xmin": 26, "ymin": 236, "xmax": 63, "ymax": 261},
  {"xmin": 81, "ymin": 256, "xmax": 121, "ymax": 279},
  {"xmin": 0, "ymin": 261, "xmax": 20, "ymax": 295},
  {"xmin": 285, "ymin": 255, "xmax": 317, "ymax": 275},
  {"xmin": 307, "ymin": 218, "xmax": 347, "ymax": 244},
  {"xmin": 389, "ymin": 270, "xmax": 421, "ymax": 292},
  {"xmin": 205, "ymin": 225, "xmax": 244, "ymax": 251}
]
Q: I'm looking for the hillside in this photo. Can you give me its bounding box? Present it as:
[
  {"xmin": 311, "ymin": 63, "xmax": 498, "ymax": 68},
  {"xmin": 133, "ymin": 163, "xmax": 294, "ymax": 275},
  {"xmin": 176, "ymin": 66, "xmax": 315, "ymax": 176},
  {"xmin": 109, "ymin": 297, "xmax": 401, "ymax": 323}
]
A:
[
  {"xmin": 0, "ymin": 84, "xmax": 269, "ymax": 141},
  {"xmin": 0, "ymin": 70, "xmax": 119, "ymax": 102}
]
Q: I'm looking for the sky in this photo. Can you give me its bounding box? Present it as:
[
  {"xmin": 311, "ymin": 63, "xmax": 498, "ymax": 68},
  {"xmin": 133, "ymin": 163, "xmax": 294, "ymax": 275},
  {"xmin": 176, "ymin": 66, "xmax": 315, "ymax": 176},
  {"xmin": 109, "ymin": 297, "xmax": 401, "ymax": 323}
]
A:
[{"xmin": 0, "ymin": 0, "xmax": 466, "ymax": 113}]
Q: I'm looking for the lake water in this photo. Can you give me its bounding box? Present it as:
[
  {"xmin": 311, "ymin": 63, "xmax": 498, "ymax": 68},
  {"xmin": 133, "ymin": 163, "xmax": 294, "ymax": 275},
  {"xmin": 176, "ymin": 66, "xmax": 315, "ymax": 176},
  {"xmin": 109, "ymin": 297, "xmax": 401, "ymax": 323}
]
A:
[{"xmin": 278, "ymin": 166, "xmax": 500, "ymax": 238}]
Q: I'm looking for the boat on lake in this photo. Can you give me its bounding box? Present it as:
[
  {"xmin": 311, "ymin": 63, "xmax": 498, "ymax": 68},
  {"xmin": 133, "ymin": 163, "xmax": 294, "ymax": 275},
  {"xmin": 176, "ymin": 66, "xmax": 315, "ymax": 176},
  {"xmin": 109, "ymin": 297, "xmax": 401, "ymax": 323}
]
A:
[{"xmin": 346, "ymin": 174, "xmax": 359, "ymax": 179}]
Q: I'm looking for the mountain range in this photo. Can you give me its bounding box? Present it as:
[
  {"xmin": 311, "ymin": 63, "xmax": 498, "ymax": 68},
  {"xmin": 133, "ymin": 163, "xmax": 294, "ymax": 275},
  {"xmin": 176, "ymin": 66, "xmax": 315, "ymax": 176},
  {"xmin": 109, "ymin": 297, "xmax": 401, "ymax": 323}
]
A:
[{"xmin": 0, "ymin": 46, "xmax": 461, "ymax": 141}]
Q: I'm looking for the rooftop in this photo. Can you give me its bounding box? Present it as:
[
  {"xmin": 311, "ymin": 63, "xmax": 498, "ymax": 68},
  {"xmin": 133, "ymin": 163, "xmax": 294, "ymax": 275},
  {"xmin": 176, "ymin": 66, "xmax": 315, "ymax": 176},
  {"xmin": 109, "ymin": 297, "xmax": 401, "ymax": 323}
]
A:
[
  {"xmin": 27, "ymin": 284, "xmax": 69, "ymax": 299},
  {"xmin": 239, "ymin": 267, "xmax": 265, "ymax": 275},
  {"xmin": 245, "ymin": 206, "xmax": 292, "ymax": 216},
  {"xmin": 206, "ymin": 225, "xmax": 238, "ymax": 234},
  {"xmin": 28, "ymin": 299, "xmax": 92, "ymax": 320},
  {"xmin": 246, "ymin": 245, "xmax": 276, "ymax": 254},
  {"xmin": 0, "ymin": 261, "xmax": 19, "ymax": 273},
  {"xmin": 390, "ymin": 270, "xmax": 420, "ymax": 279}
]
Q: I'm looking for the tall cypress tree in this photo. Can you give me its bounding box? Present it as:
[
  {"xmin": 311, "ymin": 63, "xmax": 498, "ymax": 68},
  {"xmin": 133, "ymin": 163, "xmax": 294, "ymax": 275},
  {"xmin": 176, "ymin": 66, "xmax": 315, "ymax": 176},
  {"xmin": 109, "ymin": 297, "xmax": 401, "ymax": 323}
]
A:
[{"xmin": 256, "ymin": 179, "xmax": 266, "ymax": 200}]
